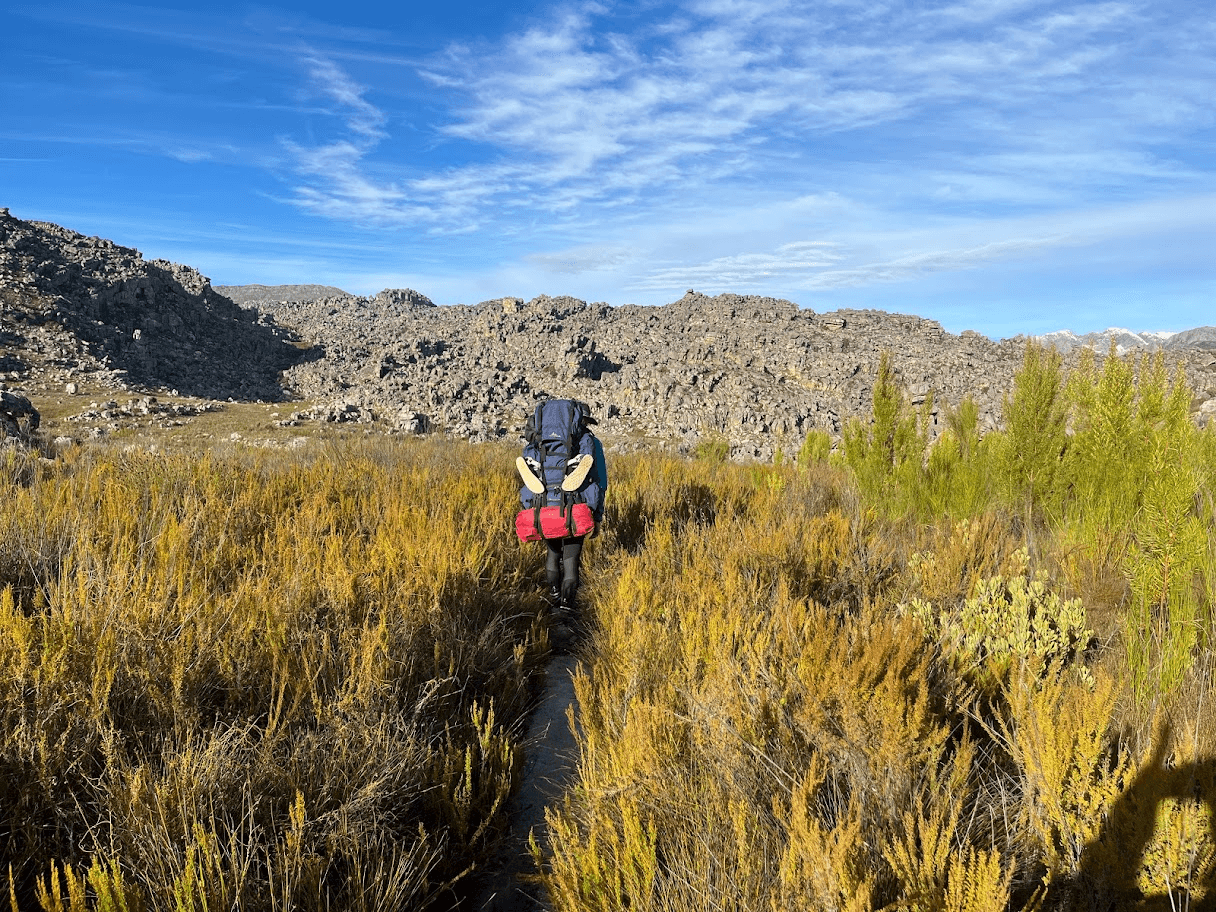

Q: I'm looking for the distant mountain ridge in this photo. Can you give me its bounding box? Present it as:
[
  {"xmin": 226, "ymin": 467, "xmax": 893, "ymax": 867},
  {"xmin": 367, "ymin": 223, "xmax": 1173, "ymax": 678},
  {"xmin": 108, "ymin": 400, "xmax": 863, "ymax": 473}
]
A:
[
  {"xmin": 216, "ymin": 284, "xmax": 350, "ymax": 306},
  {"xmin": 217, "ymin": 283, "xmax": 1216, "ymax": 356},
  {"xmin": 1034, "ymin": 326, "xmax": 1216, "ymax": 354}
]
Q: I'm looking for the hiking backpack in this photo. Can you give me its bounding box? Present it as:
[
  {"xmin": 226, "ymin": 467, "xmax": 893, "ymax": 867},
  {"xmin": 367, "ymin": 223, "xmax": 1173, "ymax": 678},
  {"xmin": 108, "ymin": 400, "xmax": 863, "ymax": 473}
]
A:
[{"xmin": 516, "ymin": 399, "xmax": 603, "ymax": 540}]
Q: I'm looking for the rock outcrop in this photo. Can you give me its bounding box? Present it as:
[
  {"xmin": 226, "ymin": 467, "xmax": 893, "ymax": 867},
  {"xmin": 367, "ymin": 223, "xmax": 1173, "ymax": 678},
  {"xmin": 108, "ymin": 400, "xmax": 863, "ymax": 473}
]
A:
[
  {"xmin": 1166, "ymin": 326, "xmax": 1216, "ymax": 351},
  {"xmin": 1, "ymin": 209, "xmax": 301, "ymax": 400},
  {"xmin": 0, "ymin": 389, "xmax": 39, "ymax": 441},
  {"xmin": 255, "ymin": 289, "xmax": 1216, "ymax": 457}
]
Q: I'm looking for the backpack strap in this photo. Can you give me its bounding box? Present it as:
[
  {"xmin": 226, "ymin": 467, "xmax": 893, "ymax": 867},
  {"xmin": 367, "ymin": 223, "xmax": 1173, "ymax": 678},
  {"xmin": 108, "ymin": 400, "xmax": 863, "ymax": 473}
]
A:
[
  {"xmin": 563, "ymin": 400, "xmax": 578, "ymax": 537},
  {"xmin": 526, "ymin": 402, "xmax": 543, "ymax": 448},
  {"xmin": 533, "ymin": 403, "xmax": 548, "ymax": 535}
]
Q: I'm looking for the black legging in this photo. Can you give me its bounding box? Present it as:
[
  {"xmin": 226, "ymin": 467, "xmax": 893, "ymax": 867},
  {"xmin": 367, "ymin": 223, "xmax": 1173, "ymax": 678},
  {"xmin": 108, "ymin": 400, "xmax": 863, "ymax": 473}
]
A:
[{"xmin": 545, "ymin": 536, "xmax": 584, "ymax": 606}]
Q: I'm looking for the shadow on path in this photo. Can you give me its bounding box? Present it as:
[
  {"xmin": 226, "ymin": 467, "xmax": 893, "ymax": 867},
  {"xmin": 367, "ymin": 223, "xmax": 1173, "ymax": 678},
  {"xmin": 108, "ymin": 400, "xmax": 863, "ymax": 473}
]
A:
[{"xmin": 474, "ymin": 619, "xmax": 585, "ymax": 912}]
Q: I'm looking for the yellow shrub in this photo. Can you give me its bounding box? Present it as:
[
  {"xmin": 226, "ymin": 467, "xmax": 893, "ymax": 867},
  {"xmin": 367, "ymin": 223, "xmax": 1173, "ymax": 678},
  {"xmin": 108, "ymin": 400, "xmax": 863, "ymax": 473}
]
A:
[
  {"xmin": 0, "ymin": 438, "xmax": 545, "ymax": 910},
  {"xmin": 776, "ymin": 759, "xmax": 875, "ymax": 912},
  {"xmin": 539, "ymin": 453, "xmax": 966, "ymax": 911},
  {"xmin": 1000, "ymin": 669, "xmax": 1131, "ymax": 884},
  {"xmin": 1080, "ymin": 729, "xmax": 1216, "ymax": 907}
]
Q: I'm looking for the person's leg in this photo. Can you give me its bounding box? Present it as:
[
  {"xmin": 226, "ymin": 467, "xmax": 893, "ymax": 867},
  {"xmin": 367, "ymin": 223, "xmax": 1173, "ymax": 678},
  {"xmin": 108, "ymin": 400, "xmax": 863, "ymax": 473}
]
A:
[
  {"xmin": 545, "ymin": 539, "xmax": 562, "ymax": 600},
  {"xmin": 560, "ymin": 536, "xmax": 584, "ymax": 608}
]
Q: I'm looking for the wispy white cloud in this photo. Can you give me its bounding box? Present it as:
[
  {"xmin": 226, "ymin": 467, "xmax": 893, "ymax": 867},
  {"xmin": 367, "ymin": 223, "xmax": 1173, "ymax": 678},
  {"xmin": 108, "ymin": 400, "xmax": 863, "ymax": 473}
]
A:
[
  {"xmin": 801, "ymin": 236, "xmax": 1072, "ymax": 290},
  {"xmin": 303, "ymin": 55, "xmax": 388, "ymax": 141},
  {"xmin": 266, "ymin": 0, "xmax": 1216, "ymax": 240},
  {"xmin": 167, "ymin": 148, "xmax": 213, "ymax": 164},
  {"xmin": 0, "ymin": 124, "xmax": 249, "ymax": 168},
  {"xmin": 14, "ymin": 3, "xmax": 420, "ymax": 72},
  {"xmin": 283, "ymin": 54, "xmax": 436, "ymax": 224},
  {"xmin": 632, "ymin": 241, "xmax": 845, "ymax": 292},
  {"xmin": 527, "ymin": 244, "xmax": 635, "ymax": 274}
]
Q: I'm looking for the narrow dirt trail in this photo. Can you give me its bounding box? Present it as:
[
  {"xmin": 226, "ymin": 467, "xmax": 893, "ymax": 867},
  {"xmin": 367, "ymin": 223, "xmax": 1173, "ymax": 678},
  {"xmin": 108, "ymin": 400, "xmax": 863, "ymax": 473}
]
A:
[{"xmin": 475, "ymin": 641, "xmax": 583, "ymax": 912}]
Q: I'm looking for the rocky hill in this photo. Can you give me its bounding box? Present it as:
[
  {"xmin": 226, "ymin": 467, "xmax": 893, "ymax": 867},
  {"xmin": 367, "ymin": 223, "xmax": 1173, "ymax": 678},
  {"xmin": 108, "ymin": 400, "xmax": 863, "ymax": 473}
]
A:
[
  {"xmin": 4, "ymin": 208, "xmax": 1216, "ymax": 457},
  {"xmin": 215, "ymin": 284, "xmax": 350, "ymax": 307},
  {"xmin": 1165, "ymin": 326, "xmax": 1216, "ymax": 351},
  {"xmin": 256, "ymin": 291, "xmax": 1010, "ymax": 455},
  {"xmin": 256, "ymin": 289, "xmax": 1216, "ymax": 456},
  {"xmin": 0, "ymin": 208, "xmax": 301, "ymax": 400}
]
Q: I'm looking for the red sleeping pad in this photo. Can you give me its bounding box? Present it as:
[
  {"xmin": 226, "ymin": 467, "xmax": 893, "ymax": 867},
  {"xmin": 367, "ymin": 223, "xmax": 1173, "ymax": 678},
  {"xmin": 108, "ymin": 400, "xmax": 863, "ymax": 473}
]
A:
[{"xmin": 515, "ymin": 504, "xmax": 596, "ymax": 541}]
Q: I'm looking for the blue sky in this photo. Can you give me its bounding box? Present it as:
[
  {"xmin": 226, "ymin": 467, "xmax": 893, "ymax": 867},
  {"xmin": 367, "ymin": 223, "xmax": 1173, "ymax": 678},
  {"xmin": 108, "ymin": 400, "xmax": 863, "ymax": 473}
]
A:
[{"xmin": 2, "ymin": 0, "xmax": 1213, "ymax": 338}]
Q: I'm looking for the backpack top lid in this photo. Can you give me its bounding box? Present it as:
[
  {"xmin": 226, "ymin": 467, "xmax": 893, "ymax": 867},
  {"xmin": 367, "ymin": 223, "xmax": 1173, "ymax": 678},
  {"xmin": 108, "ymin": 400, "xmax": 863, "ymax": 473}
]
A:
[{"xmin": 525, "ymin": 398, "xmax": 596, "ymax": 447}]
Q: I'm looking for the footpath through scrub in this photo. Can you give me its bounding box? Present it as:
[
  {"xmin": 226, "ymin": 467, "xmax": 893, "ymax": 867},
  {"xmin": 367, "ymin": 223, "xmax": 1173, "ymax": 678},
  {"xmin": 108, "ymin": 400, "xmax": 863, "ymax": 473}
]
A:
[{"xmin": 476, "ymin": 649, "xmax": 582, "ymax": 912}]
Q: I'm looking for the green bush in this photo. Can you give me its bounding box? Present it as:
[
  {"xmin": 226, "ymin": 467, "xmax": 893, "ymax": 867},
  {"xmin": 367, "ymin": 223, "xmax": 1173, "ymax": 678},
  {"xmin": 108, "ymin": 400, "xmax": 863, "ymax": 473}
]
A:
[{"xmin": 902, "ymin": 551, "xmax": 1093, "ymax": 691}]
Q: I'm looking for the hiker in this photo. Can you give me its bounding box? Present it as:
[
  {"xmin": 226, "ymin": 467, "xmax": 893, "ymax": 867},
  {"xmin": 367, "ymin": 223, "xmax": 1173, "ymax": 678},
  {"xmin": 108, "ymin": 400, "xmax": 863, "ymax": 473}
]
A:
[{"xmin": 514, "ymin": 398, "xmax": 607, "ymax": 613}]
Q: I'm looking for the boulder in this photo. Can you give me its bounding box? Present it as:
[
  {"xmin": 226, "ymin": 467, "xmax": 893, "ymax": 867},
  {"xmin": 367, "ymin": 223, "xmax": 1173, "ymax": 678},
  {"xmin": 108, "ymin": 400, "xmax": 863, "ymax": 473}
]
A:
[{"xmin": 0, "ymin": 389, "xmax": 39, "ymax": 438}]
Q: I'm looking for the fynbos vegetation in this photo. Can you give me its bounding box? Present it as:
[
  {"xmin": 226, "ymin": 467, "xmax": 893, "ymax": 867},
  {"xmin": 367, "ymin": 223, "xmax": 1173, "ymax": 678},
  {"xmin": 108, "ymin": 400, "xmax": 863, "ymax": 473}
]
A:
[
  {"xmin": 2, "ymin": 341, "xmax": 1214, "ymax": 911},
  {"xmin": 536, "ymin": 343, "xmax": 1216, "ymax": 911},
  {"xmin": 0, "ymin": 439, "xmax": 549, "ymax": 911}
]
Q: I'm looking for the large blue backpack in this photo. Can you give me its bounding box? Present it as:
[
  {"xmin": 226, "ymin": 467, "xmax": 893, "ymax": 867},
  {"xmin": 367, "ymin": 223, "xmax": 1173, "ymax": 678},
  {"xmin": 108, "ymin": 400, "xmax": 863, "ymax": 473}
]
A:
[{"xmin": 520, "ymin": 399, "xmax": 603, "ymax": 522}]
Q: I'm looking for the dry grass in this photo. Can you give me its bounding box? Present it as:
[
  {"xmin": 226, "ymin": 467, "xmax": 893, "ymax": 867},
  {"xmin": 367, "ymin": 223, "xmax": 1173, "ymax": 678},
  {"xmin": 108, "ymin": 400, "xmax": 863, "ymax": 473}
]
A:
[{"xmin": 1, "ymin": 436, "xmax": 547, "ymax": 911}]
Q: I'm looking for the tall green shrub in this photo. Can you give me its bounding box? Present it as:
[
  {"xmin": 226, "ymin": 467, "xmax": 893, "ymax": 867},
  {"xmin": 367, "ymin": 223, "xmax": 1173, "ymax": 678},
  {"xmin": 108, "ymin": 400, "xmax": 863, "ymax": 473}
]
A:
[
  {"xmin": 920, "ymin": 396, "xmax": 994, "ymax": 518},
  {"xmin": 840, "ymin": 352, "xmax": 929, "ymax": 505},
  {"xmin": 1063, "ymin": 346, "xmax": 1142, "ymax": 531},
  {"xmin": 994, "ymin": 341, "xmax": 1068, "ymax": 550},
  {"xmin": 1120, "ymin": 359, "xmax": 1208, "ymax": 705},
  {"xmin": 1059, "ymin": 348, "xmax": 1211, "ymax": 707}
]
